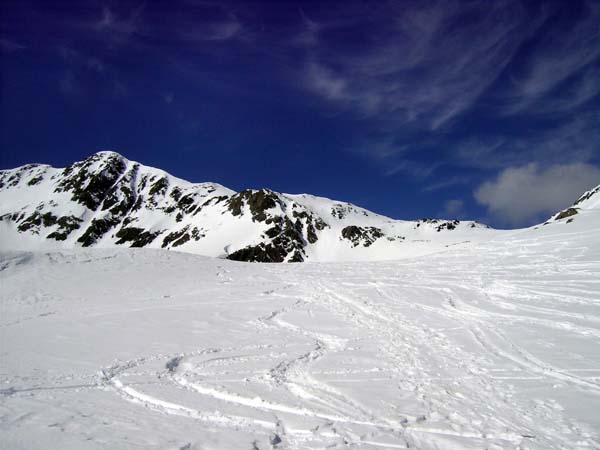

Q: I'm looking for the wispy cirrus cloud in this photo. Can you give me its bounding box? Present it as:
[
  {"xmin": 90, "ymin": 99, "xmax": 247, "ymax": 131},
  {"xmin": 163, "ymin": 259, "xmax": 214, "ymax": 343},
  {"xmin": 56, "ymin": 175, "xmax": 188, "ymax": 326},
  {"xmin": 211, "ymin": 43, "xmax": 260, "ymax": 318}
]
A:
[
  {"xmin": 58, "ymin": 71, "xmax": 79, "ymax": 96},
  {"xmin": 58, "ymin": 46, "xmax": 106, "ymax": 72},
  {"xmin": 95, "ymin": 5, "xmax": 142, "ymax": 35},
  {"xmin": 454, "ymin": 115, "xmax": 600, "ymax": 170},
  {"xmin": 384, "ymin": 160, "xmax": 440, "ymax": 179},
  {"xmin": 295, "ymin": 0, "xmax": 599, "ymax": 188},
  {"xmin": 56, "ymin": 45, "xmax": 130, "ymax": 98},
  {"xmin": 423, "ymin": 176, "xmax": 470, "ymax": 193},
  {"xmin": 300, "ymin": 0, "xmax": 544, "ymax": 130},
  {"xmin": 0, "ymin": 38, "xmax": 26, "ymax": 53},
  {"xmin": 497, "ymin": 1, "xmax": 600, "ymax": 115},
  {"xmin": 178, "ymin": 20, "xmax": 241, "ymax": 43}
]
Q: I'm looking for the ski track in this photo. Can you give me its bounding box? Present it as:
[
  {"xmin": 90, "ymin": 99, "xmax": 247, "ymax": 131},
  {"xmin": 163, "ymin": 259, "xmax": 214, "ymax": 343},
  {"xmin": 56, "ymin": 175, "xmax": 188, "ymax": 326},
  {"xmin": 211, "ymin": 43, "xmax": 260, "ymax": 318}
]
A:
[
  {"xmin": 2, "ymin": 232, "xmax": 600, "ymax": 449},
  {"xmin": 96, "ymin": 267, "xmax": 600, "ymax": 449}
]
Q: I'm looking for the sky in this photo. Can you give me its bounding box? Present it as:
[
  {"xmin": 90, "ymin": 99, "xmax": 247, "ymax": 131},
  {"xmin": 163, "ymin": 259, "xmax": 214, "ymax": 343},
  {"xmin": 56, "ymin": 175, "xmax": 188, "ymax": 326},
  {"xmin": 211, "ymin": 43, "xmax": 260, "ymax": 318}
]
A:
[{"xmin": 1, "ymin": 0, "xmax": 599, "ymax": 228}]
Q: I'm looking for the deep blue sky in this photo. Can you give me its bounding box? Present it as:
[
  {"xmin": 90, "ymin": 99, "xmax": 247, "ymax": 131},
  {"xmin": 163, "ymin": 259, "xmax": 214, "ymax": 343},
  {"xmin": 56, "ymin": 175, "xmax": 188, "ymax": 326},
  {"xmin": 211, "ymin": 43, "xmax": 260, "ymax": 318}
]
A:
[{"xmin": 1, "ymin": 0, "xmax": 599, "ymax": 227}]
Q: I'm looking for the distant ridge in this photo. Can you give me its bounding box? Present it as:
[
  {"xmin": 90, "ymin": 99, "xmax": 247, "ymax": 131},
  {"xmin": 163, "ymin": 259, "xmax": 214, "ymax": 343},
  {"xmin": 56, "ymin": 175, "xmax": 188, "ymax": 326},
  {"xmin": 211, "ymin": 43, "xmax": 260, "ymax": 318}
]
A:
[{"xmin": 1, "ymin": 151, "xmax": 594, "ymax": 262}]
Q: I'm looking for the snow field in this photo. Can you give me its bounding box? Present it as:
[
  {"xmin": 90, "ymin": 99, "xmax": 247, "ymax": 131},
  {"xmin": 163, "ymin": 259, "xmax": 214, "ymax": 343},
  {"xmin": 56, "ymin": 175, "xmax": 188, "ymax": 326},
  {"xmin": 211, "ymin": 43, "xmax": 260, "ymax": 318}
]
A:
[{"xmin": 1, "ymin": 215, "xmax": 600, "ymax": 449}]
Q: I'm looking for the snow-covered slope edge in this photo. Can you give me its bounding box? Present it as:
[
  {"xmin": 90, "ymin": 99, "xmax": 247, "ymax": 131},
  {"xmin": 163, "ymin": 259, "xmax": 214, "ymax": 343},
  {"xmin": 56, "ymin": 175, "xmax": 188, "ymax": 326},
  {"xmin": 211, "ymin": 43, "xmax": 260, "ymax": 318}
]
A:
[
  {"xmin": 0, "ymin": 151, "xmax": 494, "ymax": 261},
  {"xmin": 545, "ymin": 183, "xmax": 600, "ymax": 224}
]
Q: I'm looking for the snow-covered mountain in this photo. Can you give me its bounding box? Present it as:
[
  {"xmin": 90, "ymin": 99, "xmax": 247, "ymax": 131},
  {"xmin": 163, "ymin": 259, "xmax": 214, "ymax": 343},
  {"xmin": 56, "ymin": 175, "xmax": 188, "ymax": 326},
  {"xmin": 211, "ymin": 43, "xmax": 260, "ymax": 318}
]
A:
[
  {"xmin": 545, "ymin": 183, "xmax": 600, "ymax": 224},
  {"xmin": 3, "ymin": 207, "xmax": 600, "ymax": 449},
  {"xmin": 0, "ymin": 151, "xmax": 495, "ymax": 261},
  {"xmin": 2, "ymin": 153, "xmax": 600, "ymax": 449}
]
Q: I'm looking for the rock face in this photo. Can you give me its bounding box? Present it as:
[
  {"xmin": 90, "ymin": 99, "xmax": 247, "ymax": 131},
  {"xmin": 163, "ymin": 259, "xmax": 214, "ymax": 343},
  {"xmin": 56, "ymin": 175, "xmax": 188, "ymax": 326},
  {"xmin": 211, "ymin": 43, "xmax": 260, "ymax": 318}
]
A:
[
  {"xmin": 546, "ymin": 183, "xmax": 600, "ymax": 224},
  {"xmin": 0, "ymin": 151, "xmax": 494, "ymax": 262},
  {"xmin": 340, "ymin": 226, "xmax": 384, "ymax": 248}
]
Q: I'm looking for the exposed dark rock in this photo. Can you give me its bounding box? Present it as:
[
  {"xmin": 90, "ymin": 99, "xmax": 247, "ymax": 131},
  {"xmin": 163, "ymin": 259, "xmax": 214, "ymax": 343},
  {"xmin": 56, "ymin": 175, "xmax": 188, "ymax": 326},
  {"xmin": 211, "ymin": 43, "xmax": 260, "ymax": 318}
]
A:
[
  {"xmin": 47, "ymin": 216, "xmax": 83, "ymax": 241},
  {"xmin": 27, "ymin": 175, "xmax": 43, "ymax": 186},
  {"xmin": 226, "ymin": 189, "xmax": 279, "ymax": 222},
  {"xmin": 137, "ymin": 174, "xmax": 149, "ymax": 192},
  {"xmin": 191, "ymin": 227, "xmax": 204, "ymax": 240},
  {"xmin": 122, "ymin": 216, "xmax": 137, "ymax": 227},
  {"xmin": 0, "ymin": 212, "xmax": 21, "ymax": 222},
  {"xmin": 330, "ymin": 203, "xmax": 368, "ymax": 219},
  {"xmin": 341, "ymin": 226, "xmax": 384, "ymax": 247},
  {"xmin": 291, "ymin": 209, "xmax": 328, "ymax": 243},
  {"xmin": 163, "ymin": 205, "xmax": 176, "ymax": 214},
  {"xmin": 0, "ymin": 166, "xmax": 40, "ymax": 189},
  {"xmin": 202, "ymin": 195, "xmax": 229, "ymax": 208},
  {"xmin": 228, "ymin": 216, "xmax": 306, "ymax": 262},
  {"xmin": 103, "ymin": 184, "xmax": 135, "ymax": 216},
  {"xmin": 306, "ymin": 222, "xmax": 318, "ymax": 243},
  {"xmin": 162, "ymin": 226, "xmax": 197, "ymax": 248},
  {"xmin": 227, "ymin": 242, "xmax": 296, "ymax": 263},
  {"xmin": 149, "ymin": 177, "xmax": 169, "ymax": 197},
  {"xmin": 172, "ymin": 233, "xmax": 190, "ymax": 247},
  {"xmin": 132, "ymin": 195, "xmax": 144, "ymax": 212},
  {"xmin": 77, "ymin": 217, "xmax": 120, "ymax": 247},
  {"xmin": 115, "ymin": 227, "xmax": 161, "ymax": 247},
  {"xmin": 170, "ymin": 187, "xmax": 182, "ymax": 201},
  {"xmin": 55, "ymin": 153, "xmax": 127, "ymax": 211},
  {"xmin": 331, "ymin": 205, "xmax": 347, "ymax": 219},
  {"xmin": 436, "ymin": 220, "xmax": 459, "ymax": 232},
  {"xmin": 386, "ymin": 235, "xmax": 405, "ymax": 242},
  {"xmin": 17, "ymin": 211, "xmax": 58, "ymax": 233},
  {"xmin": 554, "ymin": 208, "xmax": 578, "ymax": 221},
  {"xmin": 177, "ymin": 194, "xmax": 197, "ymax": 214},
  {"xmin": 574, "ymin": 185, "xmax": 600, "ymax": 206}
]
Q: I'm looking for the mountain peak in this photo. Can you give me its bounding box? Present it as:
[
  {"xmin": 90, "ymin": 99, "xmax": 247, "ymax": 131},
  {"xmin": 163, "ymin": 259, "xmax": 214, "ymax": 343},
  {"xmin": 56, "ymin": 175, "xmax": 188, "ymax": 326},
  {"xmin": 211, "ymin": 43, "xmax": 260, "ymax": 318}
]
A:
[
  {"xmin": 92, "ymin": 150, "xmax": 127, "ymax": 160},
  {"xmin": 574, "ymin": 184, "xmax": 600, "ymax": 209},
  {"xmin": 7, "ymin": 152, "xmax": 591, "ymax": 262},
  {"xmin": 545, "ymin": 183, "xmax": 600, "ymax": 224}
]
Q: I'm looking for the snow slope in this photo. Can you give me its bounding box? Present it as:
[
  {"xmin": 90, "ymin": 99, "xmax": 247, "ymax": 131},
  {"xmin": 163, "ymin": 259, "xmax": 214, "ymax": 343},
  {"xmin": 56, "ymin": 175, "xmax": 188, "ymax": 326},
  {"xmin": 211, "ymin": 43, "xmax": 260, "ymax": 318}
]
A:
[
  {"xmin": 1, "ymin": 205, "xmax": 600, "ymax": 449},
  {"xmin": 0, "ymin": 151, "xmax": 494, "ymax": 262}
]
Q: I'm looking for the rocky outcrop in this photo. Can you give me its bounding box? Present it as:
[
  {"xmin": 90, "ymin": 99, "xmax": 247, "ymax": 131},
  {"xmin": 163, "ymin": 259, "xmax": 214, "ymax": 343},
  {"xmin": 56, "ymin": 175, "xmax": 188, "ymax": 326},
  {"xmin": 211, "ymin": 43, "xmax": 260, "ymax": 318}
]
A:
[
  {"xmin": 340, "ymin": 226, "xmax": 384, "ymax": 248},
  {"xmin": 0, "ymin": 151, "xmax": 496, "ymax": 262}
]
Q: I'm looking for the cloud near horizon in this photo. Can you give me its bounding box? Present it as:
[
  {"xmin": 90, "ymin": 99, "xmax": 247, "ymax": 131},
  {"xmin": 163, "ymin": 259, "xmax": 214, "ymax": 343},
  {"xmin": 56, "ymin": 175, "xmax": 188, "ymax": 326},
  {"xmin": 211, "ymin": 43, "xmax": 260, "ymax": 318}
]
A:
[{"xmin": 474, "ymin": 163, "xmax": 600, "ymax": 227}]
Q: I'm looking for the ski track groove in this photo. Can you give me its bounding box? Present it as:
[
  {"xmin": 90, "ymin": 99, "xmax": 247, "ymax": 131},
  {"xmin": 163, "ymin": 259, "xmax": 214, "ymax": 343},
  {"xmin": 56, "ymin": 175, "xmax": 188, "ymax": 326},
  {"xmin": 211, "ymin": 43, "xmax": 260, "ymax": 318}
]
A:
[{"xmin": 17, "ymin": 241, "xmax": 595, "ymax": 449}]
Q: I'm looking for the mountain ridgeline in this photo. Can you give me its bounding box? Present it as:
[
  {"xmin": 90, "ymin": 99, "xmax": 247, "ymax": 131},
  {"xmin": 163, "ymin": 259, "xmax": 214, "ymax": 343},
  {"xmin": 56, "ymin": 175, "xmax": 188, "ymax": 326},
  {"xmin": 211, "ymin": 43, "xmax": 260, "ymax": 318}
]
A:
[{"xmin": 1, "ymin": 152, "xmax": 596, "ymax": 262}]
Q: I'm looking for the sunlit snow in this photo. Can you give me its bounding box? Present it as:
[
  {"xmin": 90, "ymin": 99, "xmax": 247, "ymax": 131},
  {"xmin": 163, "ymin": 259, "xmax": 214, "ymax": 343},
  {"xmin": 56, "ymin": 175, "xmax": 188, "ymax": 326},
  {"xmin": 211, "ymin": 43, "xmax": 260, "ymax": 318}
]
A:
[{"xmin": 2, "ymin": 204, "xmax": 599, "ymax": 449}]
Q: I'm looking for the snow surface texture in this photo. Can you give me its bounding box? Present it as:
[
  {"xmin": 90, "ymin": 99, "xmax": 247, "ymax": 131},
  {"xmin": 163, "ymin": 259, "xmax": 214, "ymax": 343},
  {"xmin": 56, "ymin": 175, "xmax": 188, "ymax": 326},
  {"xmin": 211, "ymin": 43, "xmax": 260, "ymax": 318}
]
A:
[
  {"xmin": 2, "ymin": 201, "xmax": 600, "ymax": 449},
  {"xmin": 0, "ymin": 151, "xmax": 495, "ymax": 262}
]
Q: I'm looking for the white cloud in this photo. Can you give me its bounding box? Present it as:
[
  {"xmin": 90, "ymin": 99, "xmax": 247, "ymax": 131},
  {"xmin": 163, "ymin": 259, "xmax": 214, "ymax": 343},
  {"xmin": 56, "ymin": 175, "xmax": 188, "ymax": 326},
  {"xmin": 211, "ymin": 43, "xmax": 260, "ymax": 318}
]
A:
[{"xmin": 474, "ymin": 163, "xmax": 600, "ymax": 226}]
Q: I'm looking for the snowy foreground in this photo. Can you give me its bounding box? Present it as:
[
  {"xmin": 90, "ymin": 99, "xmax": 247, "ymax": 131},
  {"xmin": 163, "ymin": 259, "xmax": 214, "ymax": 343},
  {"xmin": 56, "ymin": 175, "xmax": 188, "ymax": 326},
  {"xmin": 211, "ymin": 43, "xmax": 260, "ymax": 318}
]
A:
[{"xmin": 2, "ymin": 217, "xmax": 600, "ymax": 449}]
